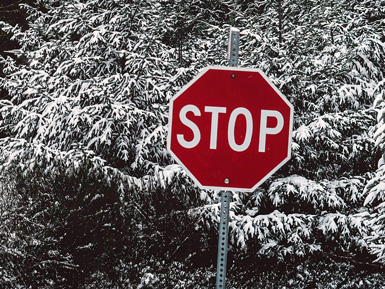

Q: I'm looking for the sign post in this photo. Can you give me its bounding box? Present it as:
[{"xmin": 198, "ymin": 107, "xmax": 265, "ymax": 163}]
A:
[
  {"xmin": 167, "ymin": 27, "xmax": 293, "ymax": 289},
  {"xmin": 215, "ymin": 190, "xmax": 231, "ymax": 289},
  {"xmin": 215, "ymin": 27, "xmax": 240, "ymax": 289}
]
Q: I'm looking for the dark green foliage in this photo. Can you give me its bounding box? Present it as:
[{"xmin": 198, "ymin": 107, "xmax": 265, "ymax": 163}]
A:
[
  {"xmin": 228, "ymin": 253, "xmax": 385, "ymax": 289},
  {"xmin": 3, "ymin": 155, "xmax": 208, "ymax": 288},
  {"xmin": 0, "ymin": 158, "xmax": 128, "ymax": 287},
  {"xmin": 0, "ymin": 0, "xmax": 35, "ymax": 101},
  {"xmin": 159, "ymin": 0, "xmax": 231, "ymax": 64},
  {"xmin": 0, "ymin": 0, "xmax": 33, "ymax": 51},
  {"xmin": 80, "ymin": 255, "xmax": 385, "ymax": 288}
]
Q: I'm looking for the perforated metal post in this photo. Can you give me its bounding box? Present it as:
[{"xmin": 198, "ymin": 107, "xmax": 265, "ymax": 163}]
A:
[
  {"xmin": 215, "ymin": 191, "xmax": 231, "ymax": 289},
  {"xmin": 215, "ymin": 27, "xmax": 240, "ymax": 289},
  {"xmin": 228, "ymin": 27, "xmax": 240, "ymax": 67}
]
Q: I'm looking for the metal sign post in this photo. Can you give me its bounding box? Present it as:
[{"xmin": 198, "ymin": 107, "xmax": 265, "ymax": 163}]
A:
[
  {"xmin": 215, "ymin": 191, "xmax": 232, "ymax": 289},
  {"xmin": 228, "ymin": 27, "xmax": 240, "ymax": 67},
  {"xmin": 215, "ymin": 27, "xmax": 240, "ymax": 289}
]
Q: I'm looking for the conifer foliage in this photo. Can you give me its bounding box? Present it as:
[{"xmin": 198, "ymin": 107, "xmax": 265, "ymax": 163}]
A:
[{"xmin": 0, "ymin": 0, "xmax": 385, "ymax": 287}]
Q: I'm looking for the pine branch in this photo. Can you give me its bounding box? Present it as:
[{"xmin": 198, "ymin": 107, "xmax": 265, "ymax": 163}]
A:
[
  {"xmin": 0, "ymin": 1, "xmax": 22, "ymax": 10},
  {"xmin": 320, "ymin": 250, "xmax": 385, "ymax": 272}
]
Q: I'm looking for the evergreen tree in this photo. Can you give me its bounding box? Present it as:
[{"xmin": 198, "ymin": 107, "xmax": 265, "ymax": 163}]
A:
[
  {"xmin": 192, "ymin": 0, "xmax": 384, "ymax": 266},
  {"xmin": 361, "ymin": 0, "xmax": 385, "ymax": 264},
  {"xmin": 0, "ymin": 0, "xmax": 235, "ymax": 286},
  {"xmin": 0, "ymin": 0, "xmax": 35, "ymax": 103},
  {"xmin": 0, "ymin": 0, "xmax": 194, "ymax": 286},
  {"xmin": 1, "ymin": 0, "xmax": 385, "ymax": 287}
]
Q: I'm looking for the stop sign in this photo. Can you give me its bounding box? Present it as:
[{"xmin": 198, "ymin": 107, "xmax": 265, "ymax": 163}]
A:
[{"xmin": 167, "ymin": 66, "xmax": 293, "ymax": 192}]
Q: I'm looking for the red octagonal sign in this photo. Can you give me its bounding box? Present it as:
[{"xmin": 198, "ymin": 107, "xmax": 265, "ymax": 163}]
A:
[{"xmin": 168, "ymin": 66, "xmax": 293, "ymax": 192}]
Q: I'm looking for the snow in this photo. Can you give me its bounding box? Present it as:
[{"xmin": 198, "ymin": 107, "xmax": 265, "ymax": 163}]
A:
[{"xmin": 1, "ymin": 0, "xmax": 385, "ymax": 287}]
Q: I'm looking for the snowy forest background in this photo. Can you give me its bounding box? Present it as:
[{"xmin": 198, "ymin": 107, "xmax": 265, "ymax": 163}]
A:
[{"xmin": 1, "ymin": 0, "xmax": 385, "ymax": 288}]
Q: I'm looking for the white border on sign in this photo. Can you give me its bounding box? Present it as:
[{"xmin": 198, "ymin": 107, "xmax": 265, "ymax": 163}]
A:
[{"xmin": 167, "ymin": 66, "xmax": 294, "ymax": 193}]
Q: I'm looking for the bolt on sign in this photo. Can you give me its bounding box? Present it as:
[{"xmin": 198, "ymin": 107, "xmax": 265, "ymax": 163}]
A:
[{"xmin": 168, "ymin": 66, "xmax": 293, "ymax": 192}]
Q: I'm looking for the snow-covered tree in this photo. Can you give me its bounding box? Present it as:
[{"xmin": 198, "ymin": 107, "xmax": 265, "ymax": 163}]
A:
[
  {"xmin": 193, "ymin": 0, "xmax": 384, "ymax": 265},
  {"xmin": 1, "ymin": 0, "xmax": 385, "ymax": 287},
  {"xmin": 0, "ymin": 0, "xmax": 199, "ymax": 286},
  {"xmin": 361, "ymin": 0, "xmax": 385, "ymax": 265},
  {"xmin": 0, "ymin": 0, "xmax": 239, "ymax": 286}
]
